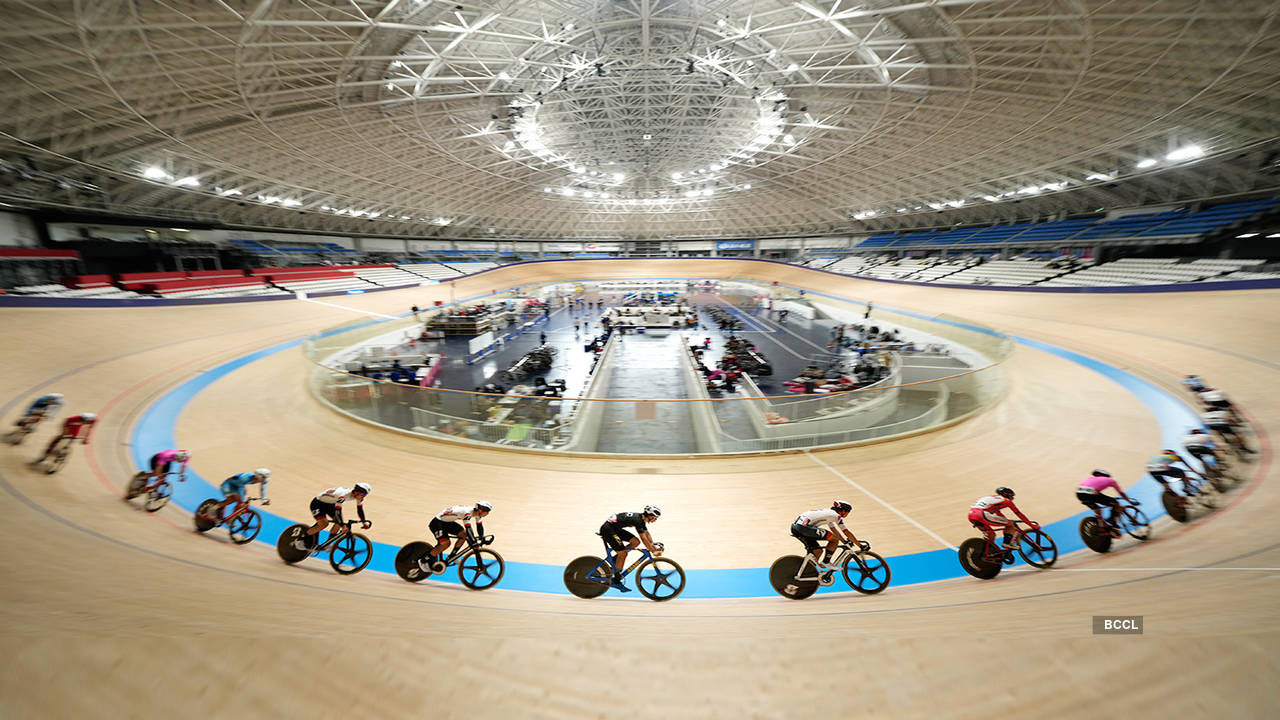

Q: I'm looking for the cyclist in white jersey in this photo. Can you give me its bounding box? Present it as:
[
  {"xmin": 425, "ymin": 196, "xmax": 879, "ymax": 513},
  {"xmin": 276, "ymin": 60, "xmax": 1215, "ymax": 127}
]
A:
[
  {"xmin": 791, "ymin": 500, "xmax": 869, "ymax": 575},
  {"xmin": 299, "ymin": 484, "xmax": 371, "ymax": 550},
  {"xmin": 424, "ymin": 501, "xmax": 493, "ymax": 572},
  {"xmin": 1181, "ymin": 428, "xmax": 1221, "ymax": 471}
]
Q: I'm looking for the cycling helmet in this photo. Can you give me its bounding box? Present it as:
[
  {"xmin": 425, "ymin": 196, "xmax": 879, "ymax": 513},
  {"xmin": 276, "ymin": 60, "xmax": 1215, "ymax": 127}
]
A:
[
  {"xmin": 48, "ymin": 393, "xmax": 64, "ymax": 402},
  {"xmin": 1190, "ymin": 428, "xmax": 1206, "ymax": 435},
  {"xmin": 995, "ymin": 486, "xmax": 1015, "ymax": 499},
  {"xmin": 475, "ymin": 500, "xmax": 493, "ymax": 511},
  {"xmin": 1161, "ymin": 449, "xmax": 1179, "ymax": 457},
  {"xmin": 353, "ymin": 482, "xmax": 371, "ymax": 495},
  {"xmin": 1091, "ymin": 469, "xmax": 1111, "ymax": 478},
  {"xmin": 253, "ymin": 467, "xmax": 270, "ymax": 479},
  {"xmin": 642, "ymin": 504, "xmax": 662, "ymax": 518},
  {"xmin": 832, "ymin": 500, "xmax": 853, "ymax": 513},
  {"xmin": 80, "ymin": 412, "xmax": 97, "ymax": 422},
  {"xmin": 175, "ymin": 450, "xmax": 191, "ymax": 462}
]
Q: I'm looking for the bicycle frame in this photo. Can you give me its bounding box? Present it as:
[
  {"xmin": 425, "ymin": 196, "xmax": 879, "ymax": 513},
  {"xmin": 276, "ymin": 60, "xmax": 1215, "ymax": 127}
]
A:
[
  {"xmin": 978, "ymin": 521, "xmax": 1031, "ymax": 563},
  {"xmin": 791, "ymin": 545, "xmax": 855, "ymax": 581},
  {"xmin": 592, "ymin": 543, "xmax": 656, "ymax": 580}
]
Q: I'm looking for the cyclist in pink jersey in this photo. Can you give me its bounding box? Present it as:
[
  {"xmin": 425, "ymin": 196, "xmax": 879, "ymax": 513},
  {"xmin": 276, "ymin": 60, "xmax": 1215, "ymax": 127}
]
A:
[
  {"xmin": 968, "ymin": 487, "xmax": 1038, "ymax": 550},
  {"xmin": 1075, "ymin": 470, "xmax": 1136, "ymax": 537},
  {"xmin": 137, "ymin": 449, "xmax": 191, "ymax": 489}
]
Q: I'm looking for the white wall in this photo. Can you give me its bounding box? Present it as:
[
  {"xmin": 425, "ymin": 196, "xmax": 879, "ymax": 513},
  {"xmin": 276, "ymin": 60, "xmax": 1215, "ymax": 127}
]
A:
[
  {"xmin": 0, "ymin": 211, "xmax": 39, "ymax": 247},
  {"xmin": 358, "ymin": 237, "xmax": 408, "ymax": 252}
]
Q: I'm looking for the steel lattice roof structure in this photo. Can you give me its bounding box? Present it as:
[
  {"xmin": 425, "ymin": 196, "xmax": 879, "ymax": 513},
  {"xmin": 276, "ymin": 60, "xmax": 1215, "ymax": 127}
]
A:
[{"xmin": 0, "ymin": 0, "xmax": 1277, "ymax": 241}]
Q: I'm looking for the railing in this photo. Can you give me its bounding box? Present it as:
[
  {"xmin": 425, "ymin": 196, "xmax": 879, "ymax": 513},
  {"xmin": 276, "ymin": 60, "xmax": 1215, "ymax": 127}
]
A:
[{"xmin": 303, "ymin": 280, "xmax": 1013, "ymax": 455}]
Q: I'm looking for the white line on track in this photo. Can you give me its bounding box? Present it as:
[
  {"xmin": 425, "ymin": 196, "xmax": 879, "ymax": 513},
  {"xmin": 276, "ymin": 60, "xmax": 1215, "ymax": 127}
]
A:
[
  {"xmin": 805, "ymin": 450, "xmax": 958, "ymax": 551},
  {"xmin": 299, "ymin": 297, "xmax": 402, "ymax": 320}
]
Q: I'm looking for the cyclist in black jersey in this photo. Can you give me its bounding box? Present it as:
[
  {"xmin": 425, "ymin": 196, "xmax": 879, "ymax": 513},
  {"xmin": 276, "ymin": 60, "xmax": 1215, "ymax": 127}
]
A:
[{"xmin": 599, "ymin": 506, "xmax": 662, "ymax": 593}]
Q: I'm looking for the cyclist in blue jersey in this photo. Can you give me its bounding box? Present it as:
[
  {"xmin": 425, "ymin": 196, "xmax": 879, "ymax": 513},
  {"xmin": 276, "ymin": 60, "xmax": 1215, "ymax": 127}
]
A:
[
  {"xmin": 15, "ymin": 393, "xmax": 63, "ymax": 432},
  {"xmin": 204, "ymin": 468, "xmax": 271, "ymax": 521}
]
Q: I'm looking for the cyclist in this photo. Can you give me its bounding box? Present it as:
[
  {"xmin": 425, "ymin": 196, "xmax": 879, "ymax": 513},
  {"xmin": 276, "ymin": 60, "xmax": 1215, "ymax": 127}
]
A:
[
  {"xmin": 1181, "ymin": 374, "xmax": 1207, "ymax": 393},
  {"xmin": 204, "ymin": 468, "xmax": 271, "ymax": 522},
  {"xmin": 791, "ymin": 500, "xmax": 870, "ymax": 579},
  {"xmin": 136, "ymin": 449, "xmax": 191, "ymax": 491},
  {"xmin": 1146, "ymin": 449, "xmax": 1200, "ymax": 497},
  {"xmin": 1197, "ymin": 387, "xmax": 1243, "ymax": 423},
  {"xmin": 37, "ymin": 412, "xmax": 96, "ymax": 463},
  {"xmin": 1200, "ymin": 408, "xmax": 1252, "ymax": 455},
  {"xmin": 16, "ymin": 393, "xmax": 63, "ymax": 431},
  {"xmin": 599, "ymin": 505, "xmax": 662, "ymax": 593},
  {"xmin": 1181, "ymin": 428, "xmax": 1222, "ymax": 472},
  {"xmin": 1075, "ymin": 470, "xmax": 1136, "ymax": 537},
  {"xmin": 298, "ymin": 483, "xmax": 372, "ymax": 550},
  {"xmin": 424, "ymin": 501, "xmax": 493, "ymax": 573},
  {"xmin": 968, "ymin": 487, "xmax": 1038, "ymax": 551}
]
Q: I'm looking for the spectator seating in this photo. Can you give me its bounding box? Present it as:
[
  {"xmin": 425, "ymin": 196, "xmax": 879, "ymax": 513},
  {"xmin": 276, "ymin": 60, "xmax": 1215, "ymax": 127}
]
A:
[
  {"xmin": 350, "ymin": 265, "xmax": 427, "ymax": 287},
  {"xmin": 1137, "ymin": 198, "xmax": 1279, "ymax": 237},
  {"xmin": 941, "ymin": 259, "xmax": 1073, "ymax": 286},
  {"xmin": 1036, "ymin": 258, "xmax": 1263, "ymax": 287},
  {"xmin": 1071, "ymin": 210, "xmax": 1187, "ymax": 240},
  {"xmin": 398, "ymin": 263, "xmax": 464, "ymax": 280},
  {"xmin": 252, "ymin": 267, "xmax": 375, "ymax": 294},
  {"xmin": 443, "ymin": 261, "xmax": 499, "ymax": 274}
]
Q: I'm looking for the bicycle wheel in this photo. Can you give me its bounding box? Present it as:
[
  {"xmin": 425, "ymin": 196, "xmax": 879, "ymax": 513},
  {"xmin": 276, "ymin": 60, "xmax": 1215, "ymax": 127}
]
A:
[
  {"xmin": 1207, "ymin": 467, "xmax": 1230, "ymax": 493},
  {"xmin": 45, "ymin": 447, "xmax": 68, "ymax": 474},
  {"xmin": 458, "ymin": 548, "xmax": 505, "ymax": 590},
  {"xmin": 276, "ymin": 524, "xmax": 313, "ymax": 564},
  {"xmin": 143, "ymin": 480, "xmax": 172, "ymax": 512},
  {"xmin": 563, "ymin": 556, "xmax": 610, "ymax": 599},
  {"xmin": 1119, "ymin": 506, "xmax": 1152, "ymax": 541},
  {"xmin": 635, "ymin": 557, "xmax": 685, "ymax": 601},
  {"xmin": 1017, "ymin": 529, "xmax": 1058, "ymax": 568},
  {"xmin": 769, "ymin": 555, "xmax": 818, "ymax": 599},
  {"xmin": 228, "ymin": 508, "xmax": 261, "ymax": 544},
  {"xmin": 193, "ymin": 499, "xmax": 219, "ymax": 532},
  {"xmin": 125, "ymin": 472, "xmax": 147, "ymax": 500},
  {"xmin": 1162, "ymin": 489, "xmax": 1188, "ymax": 523},
  {"xmin": 843, "ymin": 551, "xmax": 891, "ymax": 595},
  {"xmin": 958, "ymin": 538, "xmax": 1001, "ymax": 579},
  {"xmin": 394, "ymin": 541, "xmax": 433, "ymax": 582},
  {"xmin": 329, "ymin": 533, "xmax": 373, "ymax": 574},
  {"xmin": 1079, "ymin": 517, "xmax": 1112, "ymax": 553}
]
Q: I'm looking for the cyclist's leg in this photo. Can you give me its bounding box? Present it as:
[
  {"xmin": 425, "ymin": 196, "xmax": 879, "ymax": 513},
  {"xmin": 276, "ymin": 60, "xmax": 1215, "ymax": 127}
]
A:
[
  {"xmin": 305, "ymin": 499, "xmax": 332, "ymax": 545},
  {"xmin": 615, "ymin": 536, "xmax": 640, "ymax": 575},
  {"xmin": 427, "ymin": 518, "xmax": 460, "ymax": 558},
  {"xmin": 213, "ymin": 490, "xmax": 240, "ymax": 520}
]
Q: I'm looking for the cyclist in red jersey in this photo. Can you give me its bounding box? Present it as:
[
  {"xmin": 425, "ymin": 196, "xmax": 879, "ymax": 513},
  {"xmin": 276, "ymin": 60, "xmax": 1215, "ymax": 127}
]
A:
[
  {"xmin": 967, "ymin": 487, "xmax": 1038, "ymax": 550},
  {"xmin": 38, "ymin": 413, "xmax": 97, "ymax": 463}
]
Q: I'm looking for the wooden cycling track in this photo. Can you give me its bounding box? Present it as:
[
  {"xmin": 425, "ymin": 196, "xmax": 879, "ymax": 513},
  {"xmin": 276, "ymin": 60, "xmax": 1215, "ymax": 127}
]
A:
[{"xmin": 1, "ymin": 259, "xmax": 1276, "ymax": 718}]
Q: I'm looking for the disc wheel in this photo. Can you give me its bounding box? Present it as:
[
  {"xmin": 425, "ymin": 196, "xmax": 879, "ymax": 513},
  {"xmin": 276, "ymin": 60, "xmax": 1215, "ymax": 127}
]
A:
[
  {"xmin": 635, "ymin": 558, "xmax": 685, "ymax": 601},
  {"xmin": 329, "ymin": 533, "xmax": 373, "ymax": 574},
  {"xmin": 193, "ymin": 499, "xmax": 219, "ymax": 532},
  {"xmin": 843, "ymin": 551, "xmax": 891, "ymax": 595},
  {"xmin": 458, "ymin": 548, "xmax": 505, "ymax": 590},
  {"xmin": 227, "ymin": 508, "xmax": 261, "ymax": 545},
  {"xmin": 1162, "ymin": 489, "xmax": 1189, "ymax": 523},
  {"xmin": 394, "ymin": 541, "xmax": 433, "ymax": 582},
  {"xmin": 276, "ymin": 524, "xmax": 312, "ymax": 564},
  {"xmin": 1017, "ymin": 528, "xmax": 1058, "ymax": 568},
  {"xmin": 958, "ymin": 538, "xmax": 1001, "ymax": 579},
  {"xmin": 563, "ymin": 556, "xmax": 610, "ymax": 599},
  {"xmin": 143, "ymin": 480, "xmax": 172, "ymax": 512},
  {"xmin": 1079, "ymin": 517, "xmax": 1112, "ymax": 553},
  {"xmin": 768, "ymin": 555, "xmax": 818, "ymax": 599}
]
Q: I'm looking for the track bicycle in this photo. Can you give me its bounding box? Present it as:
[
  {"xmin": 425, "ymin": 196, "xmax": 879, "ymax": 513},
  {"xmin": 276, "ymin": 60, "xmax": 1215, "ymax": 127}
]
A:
[
  {"xmin": 563, "ymin": 539, "xmax": 685, "ymax": 601},
  {"xmin": 768, "ymin": 542, "xmax": 891, "ymax": 600},
  {"xmin": 35, "ymin": 436, "xmax": 83, "ymax": 474},
  {"xmin": 393, "ymin": 532, "xmax": 505, "ymax": 589},
  {"xmin": 276, "ymin": 520, "xmax": 374, "ymax": 575},
  {"xmin": 124, "ymin": 469, "xmax": 184, "ymax": 512},
  {"xmin": 1079, "ymin": 499, "xmax": 1151, "ymax": 553},
  {"xmin": 958, "ymin": 520, "xmax": 1057, "ymax": 580},
  {"xmin": 5, "ymin": 411, "xmax": 47, "ymax": 445},
  {"xmin": 193, "ymin": 496, "xmax": 263, "ymax": 545}
]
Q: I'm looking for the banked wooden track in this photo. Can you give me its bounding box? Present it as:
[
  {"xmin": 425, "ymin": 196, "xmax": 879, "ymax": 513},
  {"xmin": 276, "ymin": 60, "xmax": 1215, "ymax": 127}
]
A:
[{"xmin": 1, "ymin": 259, "xmax": 1276, "ymax": 718}]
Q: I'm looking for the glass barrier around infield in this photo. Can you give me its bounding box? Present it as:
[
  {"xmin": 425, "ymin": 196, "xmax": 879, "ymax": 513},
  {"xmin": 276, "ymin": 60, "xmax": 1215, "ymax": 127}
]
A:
[{"xmin": 302, "ymin": 281, "xmax": 1013, "ymax": 456}]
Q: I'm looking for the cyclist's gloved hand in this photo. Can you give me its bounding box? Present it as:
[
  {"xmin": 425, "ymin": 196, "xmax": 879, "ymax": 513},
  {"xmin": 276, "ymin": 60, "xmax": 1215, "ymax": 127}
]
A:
[
  {"xmin": 858, "ymin": 541, "xmax": 870, "ymax": 552},
  {"xmin": 262, "ymin": 499, "xmax": 271, "ymax": 505},
  {"xmin": 483, "ymin": 534, "xmax": 495, "ymax": 545},
  {"xmin": 361, "ymin": 520, "xmax": 372, "ymax": 530},
  {"xmin": 1028, "ymin": 521, "xmax": 1039, "ymax": 529}
]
